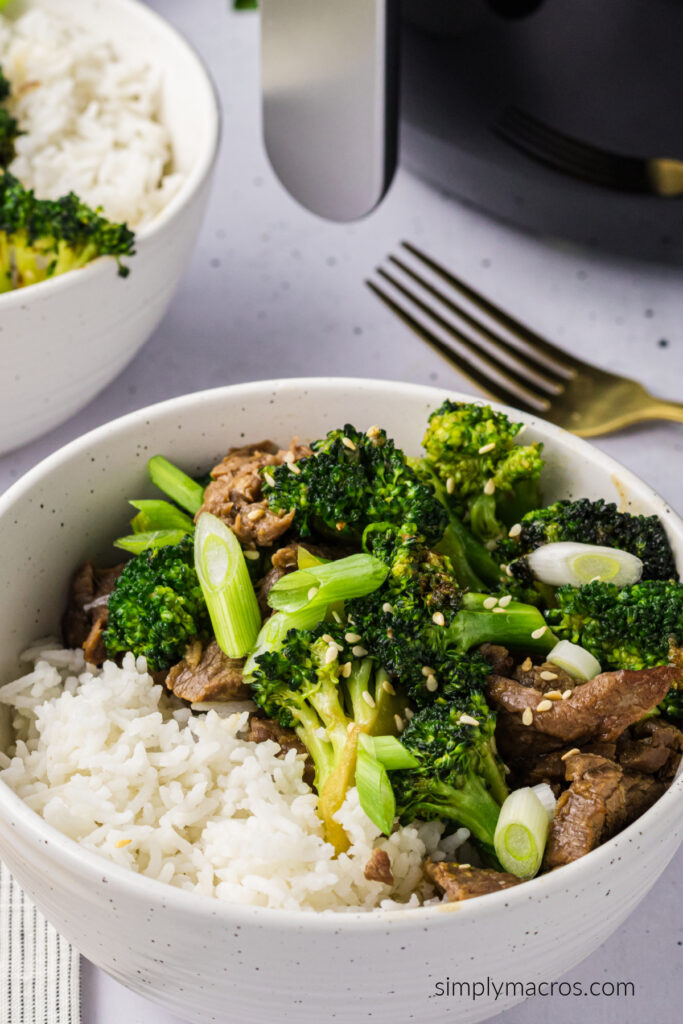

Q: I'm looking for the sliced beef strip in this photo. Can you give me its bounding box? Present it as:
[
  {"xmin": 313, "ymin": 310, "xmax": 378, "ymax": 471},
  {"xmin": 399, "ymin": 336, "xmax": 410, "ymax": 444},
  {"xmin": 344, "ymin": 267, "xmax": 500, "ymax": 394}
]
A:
[
  {"xmin": 543, "ymin": 752, "xmax": 665, "ymax": 869},
  {"xmin": 166, "ymin": 640, "xmax": 251, "ymax": 703},
  {"xmin": 424, "ymin": 860, "xmax": 522, "ymax": 902},
  {"xmin": 246, "ymin": 715, "xmax": 315, "ymax": 785},
  {"xmin": 487, "ymin": 665, "xmax": 678, "ymax": 766},
  {"xmin": 62, "ymin": 560, "xmax": 126, "ymax": 665},
  {"xmin": 513, "ymin": 659, "xmax": 576, "ymax": 696},
  {"xmin": 479, "ymin": 644, "xmax": 515, "ymax": 676},
  {"xmin": 520, "ymin": 741, "xmax": 618, "ymax": 792},
  {"xmin": 364, "ymin": 849, "xmax": 394, "ymax": 886},
  {"xmin": 616, "ymin": 719, "xmax": 683, "ymax": 780},
  {"xmin": 197, "ymin": 439, "xmax": 312, "ymax": 548}
]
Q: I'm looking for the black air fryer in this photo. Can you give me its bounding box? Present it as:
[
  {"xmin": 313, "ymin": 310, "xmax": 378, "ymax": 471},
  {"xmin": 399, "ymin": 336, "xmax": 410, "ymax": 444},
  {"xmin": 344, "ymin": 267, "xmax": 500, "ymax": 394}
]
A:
[{"xmin": 261, "ymin": 0, "xmax": 683, "ymax": 261}]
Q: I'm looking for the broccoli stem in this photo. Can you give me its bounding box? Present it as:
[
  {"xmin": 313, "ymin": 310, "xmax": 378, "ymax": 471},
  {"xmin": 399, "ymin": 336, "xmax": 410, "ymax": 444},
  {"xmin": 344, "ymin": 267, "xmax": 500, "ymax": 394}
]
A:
[
  {"xmin": 437, "ymin": 517, "xmax": 503, "ymax": 590},
  {"xmin": 414, "ymin": 775, "xmax": 502, "ymax": 848},
  {"xmin": 148, "ymin": 455, "xmax": 205, "ymax": 516},
  {"xmin": 445, "ymin": 595, "xmax": 558, "ymax": 655}
]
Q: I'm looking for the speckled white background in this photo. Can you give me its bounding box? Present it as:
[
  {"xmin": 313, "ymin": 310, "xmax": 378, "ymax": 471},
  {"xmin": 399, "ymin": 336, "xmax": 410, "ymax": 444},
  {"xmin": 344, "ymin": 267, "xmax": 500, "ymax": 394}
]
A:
[{"xmin": 1, "ymin": 1, "xmax": 682, "ymax": 1021}]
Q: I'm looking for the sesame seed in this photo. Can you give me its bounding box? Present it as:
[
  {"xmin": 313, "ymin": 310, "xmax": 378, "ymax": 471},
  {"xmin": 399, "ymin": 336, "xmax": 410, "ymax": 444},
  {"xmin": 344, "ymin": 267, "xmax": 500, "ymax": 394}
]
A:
[
  {"xmin": 508, "ymin": 523, "xmax": 522, "ymax": 538},
  {"xmin": 341, "ymin": 662, "xmax": 352, "ymax": 678},
  {"xmin": 362, "ymin": 690, "xmax": 376, "ymax": 708},
  {"xmin": 446, "ymin": 476, "xmax": 455, "ymax": 495},
  {"xmin": 561, "ymin": 748, "xmax": 581, "ymax": 761},
  {"xmin": 505, "ymin": 564, "xmax": 514, "ymax": 577},
  {"xmin": 458, "ymin": 863, "xmax": 471, "ymax": 870},
  {"xmin": 244, "ymin": 550, "xmax": 260, "ymax": 561},
  {"xmin": 425, "ymin": 675, "xmax": 438, "ymax": 692},
  {"xmin": 492, "ymin": 606, "xmax": 506, "ymax": 614},
  {"xmin": 432, "ymin": 611, "xmax": 445, "ymax": 626},
  {"xmin": 322, "ymin": 634, "xmax": 335, "ymax": 645},
  {"xmin": 536, "ymin": 699, "xmax": 553, "ymax": 712},
  {"xmin": 394, "ymin": 714, "xmax": 405, "ymax": 733},
  {"xmin": 382, "ymin": 602, "xmax": 394, "ymax": 614},
  {"xmin": 331, "ymin": 610, "xmax": 343, "ymax": 624},
  {"xmin": 307, "ymin": 586, "xmax": 319, "ymax": 601},
  {"xmin": 366, "ymin": 424, "xmax": 381, "ymax": 438},
  {"xmin": 263, "ymin": 472, "xmax": 275, "ymax": 487},
  {"xmin": 561, "ymin": 689, "xmax": 572, "ymax": 700},
  {"xmin": 284, "ymin": 451, "xmax": 295, "ymax": 463},
  {"xmin": 522, "ymin": 707, "xmax": 534, "ymax": 726},
  {"xmin": 503, "ymin": 764, "xmax": 511, "ymax": 775},
  {"xmin": 115, "ymin": 838, "xmax": 131, "ymax": 848},
  {"xmin": 382, "ymin": 679, "xmax": 396, "ymax": 696},
  {"xmin": 540, "ymin": 670, "xmax": 558, "ymax": 681},
  {"xmin": 478, "ymin": 442, "xmax": 496, "ymax": 454},
  {"xmin": 483, "ymin": 596, "xmax": 498, "ymax": 609},
  {"xmin": 531, "ymin": 625, "xmax": 547, "ymax": 640},
  {"xmin": 521, "ymin": 657, "xmax": 533, "ymax": 672},
  {"xmin": 342, "ymin": 436, "xmax": 357, "ymax": 451},
  {"xmin": 347, "ymin": 722, "xmax": 355, "ymax": 734},
  {"xmin": 287, "ymin": 462, "xmax": 301, "ymax": 475},
  {"xmin": 485, "ymin": 539, "xmax": 498, "ymax": 551},
  {"xmin": 483, "ymin": 478, "xmax": 496, "ymax": 496},
  {"xmin": 545, "ymin": 690, "xmax": 563, "ymax": 700},
  {"xmin": 404, "ymin": 707, "xmax": 414, "ymax": 720},
  {"xmin": 458, "ymin": 714, "xmax": 480, "ymax": 727},
  {"xmin": 247, "ymin": 507, "xmax": 265, "ymax": 521},
  {"xmin": 421, "ymin": 666, "xmax": 434, "ymax": 677},
  {"xmin": 324, "ymin": 646, "xmax": 338, "ymax": 664},
  {"xmin": 498, "ymin": 594, "xmax": 512, "ymax": 608},
  {"xmin": 345, "ymin": 632, "xmax": 361, "ymax": 643},
  {"xmin": 352, "ymin": 645, "xmax": 369, "ymax": 658}
]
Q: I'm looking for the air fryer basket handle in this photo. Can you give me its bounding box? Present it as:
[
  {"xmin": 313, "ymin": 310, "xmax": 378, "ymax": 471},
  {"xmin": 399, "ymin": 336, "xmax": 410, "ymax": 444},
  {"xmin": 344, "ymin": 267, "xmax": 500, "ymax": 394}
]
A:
[{"xmin": 261, "ymin": 0, "xmax": 399, "ymax": 222}]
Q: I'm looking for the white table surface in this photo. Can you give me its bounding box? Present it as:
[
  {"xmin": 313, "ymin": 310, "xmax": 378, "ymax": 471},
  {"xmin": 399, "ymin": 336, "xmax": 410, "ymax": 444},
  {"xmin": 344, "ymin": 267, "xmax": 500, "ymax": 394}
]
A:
[{"xmin": 2, "ymin": 2, "xmax": 683, "ymax": 1021}]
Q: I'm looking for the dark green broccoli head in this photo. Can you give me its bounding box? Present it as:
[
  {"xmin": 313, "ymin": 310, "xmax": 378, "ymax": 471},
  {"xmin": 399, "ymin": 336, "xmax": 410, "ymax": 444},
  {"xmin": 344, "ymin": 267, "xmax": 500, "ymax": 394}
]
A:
[
  {"xmin": 346, "ymin": 524, "xmax": 491, "ymax": 704},
  {"xmin": 547, "ymin": 579, "xmax": 683, "ymax": 671},
  {"xmin": 0, "ymin": 173, "xmax": 135, "ymax": 287},
  {"xmin": 392, "ymin": 694, "xmax": 507, "ymax": 845},
  {"xmin": 105, "ymin": 538, "xmax": 210, "ymax": 671},
  {"xmin": 497, "ymin": 498, "xmax": 678, "ymax": 583},
  {"xmin": 249, "ymin": 625, "xmax": 334, "ymax": 728},
  {"xmin": 261, "ymin": 424, "xmax": 447, "ymax": 546},
  {"xmin": 422, "ymin": 401, "xmax": 544, "ymax": 543},
  {"xmin": 0, "ymin": 107, "xmax": 20, "ymax": 168}
]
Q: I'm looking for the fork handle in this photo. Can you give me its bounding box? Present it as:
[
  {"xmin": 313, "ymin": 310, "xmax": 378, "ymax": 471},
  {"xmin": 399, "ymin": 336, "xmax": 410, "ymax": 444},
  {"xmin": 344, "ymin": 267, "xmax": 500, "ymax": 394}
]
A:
[{"xmin": 641, "ymin": 396, "xmax": 683, "ymax": 424}]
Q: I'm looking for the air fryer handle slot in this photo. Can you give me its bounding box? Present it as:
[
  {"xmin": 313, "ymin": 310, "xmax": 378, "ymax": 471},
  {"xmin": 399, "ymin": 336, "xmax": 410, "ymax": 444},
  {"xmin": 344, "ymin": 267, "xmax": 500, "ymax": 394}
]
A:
[{"xmin": 261, "ymin": 0, "xmax": 399, "ymax": 222}]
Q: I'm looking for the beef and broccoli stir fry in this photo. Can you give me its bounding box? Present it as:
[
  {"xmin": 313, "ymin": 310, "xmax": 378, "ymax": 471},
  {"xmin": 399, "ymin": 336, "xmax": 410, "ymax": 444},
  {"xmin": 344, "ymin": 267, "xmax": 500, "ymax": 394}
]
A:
[{"xmin": 62, "ymin": 401, "xmax": 683, "ymax": 902}]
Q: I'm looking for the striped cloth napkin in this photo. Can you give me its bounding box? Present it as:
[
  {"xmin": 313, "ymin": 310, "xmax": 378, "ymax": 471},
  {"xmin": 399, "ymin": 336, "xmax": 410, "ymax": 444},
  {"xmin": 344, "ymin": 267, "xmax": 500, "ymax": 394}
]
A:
[{"xmin": 0, "ymin": 861, "xmax": 80, "ymax": 1024}]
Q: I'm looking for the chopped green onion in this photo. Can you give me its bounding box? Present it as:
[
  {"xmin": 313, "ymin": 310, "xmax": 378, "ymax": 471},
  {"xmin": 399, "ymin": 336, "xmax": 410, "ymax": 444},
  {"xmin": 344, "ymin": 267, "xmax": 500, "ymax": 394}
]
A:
[
  {"xmin": 113, "ymin": 529, "xmax": 188, "ymax": 554},
  {"xmin": 358, "ymin": 733, "xmax": 419, "ymax": 771},
  {"xmin": 296, "ymin": 547, "xmax": 328, "ymax": 570},
  {"xmin": 194, "ymin": 512, "xmax": 261, "ymax": 658},
  {"xmin": 148, "ymin": 455, "xmax": 205, "ymax": 515},
  {"xmin": 531, "ymin": 783, "xmax": 557, "ymax": 823},
  {"xmin": 129, "ymin": 499, "xmax": 194, "ymax": 535},
  {"xmin": 547, "ymin": 639, "xmax": 602, "ymax": 681},
  {"xmin": 355, "ymin": 746, "xmax": 396, "ymax": 836},
  {"xmin": 494, "ymin": 787, "xmax": 549, "ymax": 879},
  {"xmin": 243, "ymin": 606, "xmax": 325, "ymax": 679},
  {"xmin": 526, "ymin": 542, "xmax": 643, "ymax": 588},
  {"xmin": 267, "ymin": 554, "xmax": 388, "ymax": 614}
]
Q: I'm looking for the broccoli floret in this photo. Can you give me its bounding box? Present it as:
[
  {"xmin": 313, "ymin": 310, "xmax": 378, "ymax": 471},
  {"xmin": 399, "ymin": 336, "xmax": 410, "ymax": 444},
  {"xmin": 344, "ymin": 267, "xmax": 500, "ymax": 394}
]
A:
[
  {"xmin": 0, "ymin": 173, "xmax": 135, "ymax": 290},
  {"xmin": 547, "ymin": 579, "xmax": 683, "ymax": 672},
  {"xmin": 105, "ymin": 538, "xmax": 210, "ymax": 671},
  {"xmin": 422, "ymin": 401, "xmax": 544, "ymax": 543},
  {"xmin": 0, "ymin": 66, "xmax": 21, "ymax": 169},
  {"xmin": 392, "ymin": 694, "xmax": 507, "ymax": 850},
  {"xmin": 250, "ymin": 622, "xmax": 407, "ymax": 851},
  {"xmin": 261, "ymin": 424, "xmax": 447, "ymax": 546},
  {"xmin": 497, "ymin": 498, "xmax": 678, "ymax": 583}
]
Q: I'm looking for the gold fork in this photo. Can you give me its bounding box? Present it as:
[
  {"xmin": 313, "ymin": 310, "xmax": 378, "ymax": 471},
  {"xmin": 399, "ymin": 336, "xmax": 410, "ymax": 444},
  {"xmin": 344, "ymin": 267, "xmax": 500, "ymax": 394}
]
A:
[{"xmin": 367, "ymin": 241, "xmax": 683, "ymax": 438}]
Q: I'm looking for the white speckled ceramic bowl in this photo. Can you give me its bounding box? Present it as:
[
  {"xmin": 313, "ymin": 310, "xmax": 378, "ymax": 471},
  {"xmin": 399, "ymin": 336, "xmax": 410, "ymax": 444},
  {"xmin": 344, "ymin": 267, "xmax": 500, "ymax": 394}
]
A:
[
  {"xmin": 0, "ymin": 0, "xmax": 220, "ymax": 455},
  {"xmin": 0, "ymin": 379, "xmax": 681, "ymax": 1024}
]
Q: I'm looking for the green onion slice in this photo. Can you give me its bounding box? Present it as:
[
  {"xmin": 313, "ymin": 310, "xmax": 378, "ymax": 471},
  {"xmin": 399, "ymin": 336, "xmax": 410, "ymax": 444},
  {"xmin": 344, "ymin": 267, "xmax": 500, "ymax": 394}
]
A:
[
  {"xmin": 296, "ymin": 547, "xmax": 328, "ymax": 570},
  {"xmin": 494, "ymin": 787, "xmax": 549, "ymax": 879},
  {"xmin": 355, "ymin": 746, "xmax": 396, "ymax": 836},
  {"xmin": 267, "ymin": 554, "xmax": 388, "ymax": 613},
  {"xmin": 113, "ymin": 529, "xmax": 188, "ymax": 554},
  {"xmin": 194, "ymin": 512, "xmax": 261, "ymax": 658},
  {"xmin": 129, "ymin": 499, "xmax": 195, "ymax": 534},
  {"xmin": 546, "ymin": 639, "xmax": 602, "ymax": 681},
  {"xmin": 148, "ymin": 455, "xmax": 205, "ymax": 516},
  {"xmin": 526, "ymin": 542, "xmax": 642, "ymax": 588},
  {"xmin": 358, "ymin": 733, "xmax": 419, "ymax": 771}
]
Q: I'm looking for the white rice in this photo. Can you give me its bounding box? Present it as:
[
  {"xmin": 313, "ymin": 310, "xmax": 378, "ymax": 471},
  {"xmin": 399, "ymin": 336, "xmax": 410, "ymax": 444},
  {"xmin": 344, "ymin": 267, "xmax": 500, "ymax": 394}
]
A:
[
  {"xmin": 0, "ymin": 9, "xmax": 183, "ymax": 226},
  {"xmin": 0, "ymin": 648, "xmax": 467, "ymax": 912}
]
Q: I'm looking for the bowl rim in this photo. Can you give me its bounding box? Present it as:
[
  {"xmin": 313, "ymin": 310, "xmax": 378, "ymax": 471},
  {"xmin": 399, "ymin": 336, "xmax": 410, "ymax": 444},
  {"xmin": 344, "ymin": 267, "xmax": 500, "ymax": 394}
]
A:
[
  {"xmin": 0, "ymin": 0, "xmax": 221, "ymax": 308},
  {"xmin": 1, "ymin": 376, "xmax": 681, "ymax": 931}
]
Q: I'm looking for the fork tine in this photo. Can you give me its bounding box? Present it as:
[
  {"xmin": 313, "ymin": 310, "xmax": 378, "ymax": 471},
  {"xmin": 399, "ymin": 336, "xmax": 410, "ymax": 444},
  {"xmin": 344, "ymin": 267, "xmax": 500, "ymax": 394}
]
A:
[
  {"xmin": 388, "ymin": 254, "xmax": 566, "ymax": 392},
  {"xmin": 366, "ymin": 275, "xmax": 546, "ymax": 415},
  {"xmin": 376, "ymin": 267, "xmax": 551, "ymax": 408},
  {"xmin": 401, "ymin": 241, "xmax": 589, "ymax": 375}
]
